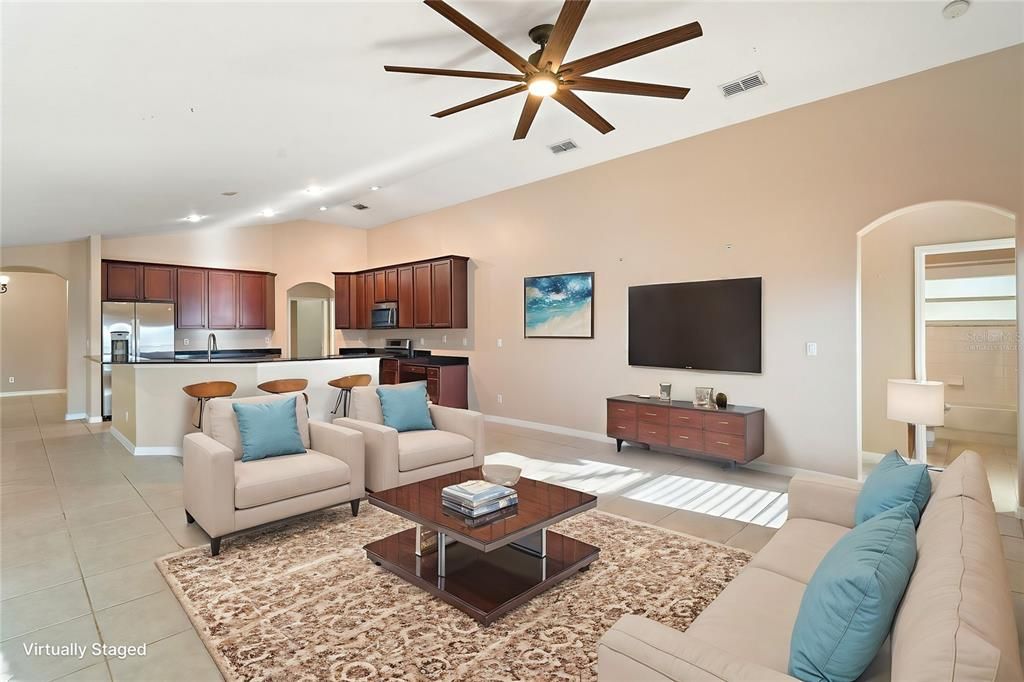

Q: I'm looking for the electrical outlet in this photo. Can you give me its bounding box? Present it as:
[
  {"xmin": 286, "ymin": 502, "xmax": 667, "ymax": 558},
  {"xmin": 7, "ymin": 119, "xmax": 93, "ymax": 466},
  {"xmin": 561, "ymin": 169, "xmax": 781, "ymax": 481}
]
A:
[
  {"xmin": 183, "ymin": 338, "xmax": 190, "ymax": 346},
  {"xmin": 124, "ymin": 410, "xmax": 129, "ymax": 421},
  {"xmin": 462, "ymin": 337, "xmax": 467, "ymax": 346},
  {"xmin": 442, "ymin": 335, "xmax": 447, "ymax": 344},
  {"xmin": 7, "ymin": 377, "xmax": 14, "ymax": 384},
  {"xmin": 264, "ymin": 336, "xmax": 271, "ymax": 345},
  {"xmin": 806, "ymin": 342, "xmax": 818, "ymax": 357},
  {"xmin": 420, "ymin": 337, "xmax": 425, "ymax": 345},
  {"xmin": 497, "ymin": 338, "xmax": 503, "ymax": 348},
  {"xmin": 497, "ymin": 393, "xmax": 503, "ymax": 404}
]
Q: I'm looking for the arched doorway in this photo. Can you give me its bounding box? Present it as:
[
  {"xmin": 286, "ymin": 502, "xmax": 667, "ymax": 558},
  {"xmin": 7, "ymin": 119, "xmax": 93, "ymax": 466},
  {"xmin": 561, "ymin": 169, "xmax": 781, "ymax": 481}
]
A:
[
  {"xmin": 856, "ymin": 201, "xmax": 1019, "ymax": 513},
  {"xmin": 0, "ymin": 267, "xmax": 70, "ymax": 401},
  {"xmin": 287, "ymin": 282, "xmax": 334, "ymax": 359}
]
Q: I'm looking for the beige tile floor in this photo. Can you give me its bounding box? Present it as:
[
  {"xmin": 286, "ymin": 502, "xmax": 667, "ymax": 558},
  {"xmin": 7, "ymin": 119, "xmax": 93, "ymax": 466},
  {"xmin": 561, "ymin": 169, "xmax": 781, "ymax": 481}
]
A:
[{"xmin": 2, "ymin": 394, "xmax": 1022, "ymax": 680}]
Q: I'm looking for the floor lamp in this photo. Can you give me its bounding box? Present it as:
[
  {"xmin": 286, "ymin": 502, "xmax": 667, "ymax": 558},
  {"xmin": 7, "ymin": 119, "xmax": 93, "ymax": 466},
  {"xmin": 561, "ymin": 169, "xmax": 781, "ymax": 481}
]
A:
[{"xmin": 887, "ymin": 379, "xmax": 945, "ymax": 461}]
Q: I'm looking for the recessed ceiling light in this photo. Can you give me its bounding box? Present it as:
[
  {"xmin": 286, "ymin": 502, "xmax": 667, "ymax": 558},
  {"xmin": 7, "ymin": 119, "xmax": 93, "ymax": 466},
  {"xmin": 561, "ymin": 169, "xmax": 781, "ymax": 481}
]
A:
[
  {"xmin": 942, "ymin": 0, "xmax": 970, "ymax": 18},
  {"xmin": 369, "ymin": 185, "xmax": 381, "ymax": 191},
  {"xmin": 182, "ymin": 214, "xmax": 204, "ymax": 223},
  {"xmin": 319, "ymin": 206, "xmax": 328, "ymax": 212},
  {"xmin": 260, "ymin": 208, "xmax": 277, "ymax": 217},
  {"xmin": 305, "ymin": 185, "xmax": 324, "ymax": 195}
]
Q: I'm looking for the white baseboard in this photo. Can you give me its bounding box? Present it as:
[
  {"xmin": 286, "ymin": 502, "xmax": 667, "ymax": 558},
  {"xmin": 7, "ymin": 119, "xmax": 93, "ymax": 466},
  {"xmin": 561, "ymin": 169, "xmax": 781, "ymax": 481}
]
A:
[
  {"xmin": 1, "ymin": 388, "xmax": 66, "ymax": 397},
  {"xmin": 483, "ymin": 414, "xmax": 609, "ymax": 443},
  {"xmin": 109, "ymin": 427, "xmax": 135, "ymax": 453},
  {"xmin": 87, "ymin": 416, "xmax": 104, "ymax": 424},
  {"xmin": 65, "ymin": 412, "xmax": 88, "ymax": 421},
  {"xmin": 110, "ymin": 427, "xmax": 180, "ymax": 456}
]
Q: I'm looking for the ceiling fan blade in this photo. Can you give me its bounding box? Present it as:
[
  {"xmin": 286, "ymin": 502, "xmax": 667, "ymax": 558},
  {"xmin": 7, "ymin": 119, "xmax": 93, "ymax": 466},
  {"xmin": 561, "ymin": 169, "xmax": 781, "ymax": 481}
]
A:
[
  {"xmin": 564, "ymin": 76, "xmax": 689, "ymax": 99},
  {"xmin": 384, "ymin": 66, "xmax": 524, "ymax": 82},
  {"xmin": 538, "ymin": 0, "xmax": 590, "ymax": 73},
  {"xmin": 432, "ymin": 83, "xmax": 527, "ymax": 118},
  {"xmin": 423, "ymin": 0, "xmax": 537, "ymax": 74},
  {"xmin": 513, "ymin": 95, "xmax": 543, "ymax": 140},
  {"xmin": 551, "ymin": 90, "xmax": 614, "ymax": 134},
  {"xmin": 558, "ymin": 21, "xmax": 702, "ymax": 77}
]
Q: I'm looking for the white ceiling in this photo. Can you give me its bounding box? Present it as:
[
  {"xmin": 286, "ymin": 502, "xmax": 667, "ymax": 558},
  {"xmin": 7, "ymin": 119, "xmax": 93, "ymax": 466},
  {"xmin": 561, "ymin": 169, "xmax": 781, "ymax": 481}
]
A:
[{"xmin": 2, "ymin": 1, "xmax": 1021, "ymax": 246}]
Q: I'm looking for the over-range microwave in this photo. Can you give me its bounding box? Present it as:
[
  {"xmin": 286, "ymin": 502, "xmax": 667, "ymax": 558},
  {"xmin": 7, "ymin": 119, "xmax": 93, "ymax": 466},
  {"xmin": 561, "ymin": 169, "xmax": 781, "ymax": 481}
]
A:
[{"xmin": 371, "ymin": 302, "xmax": 398, "ymax": 329}]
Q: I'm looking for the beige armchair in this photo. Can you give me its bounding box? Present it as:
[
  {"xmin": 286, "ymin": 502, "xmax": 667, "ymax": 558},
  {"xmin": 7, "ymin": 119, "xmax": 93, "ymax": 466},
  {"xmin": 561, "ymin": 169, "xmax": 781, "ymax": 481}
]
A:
[
  {"xmin": 333, "ymin": 385, "xmax": 484, "ymax": 491},
  {"xmin": 183, "ymin": 392, "xmax": 365, "ymax": 556}
]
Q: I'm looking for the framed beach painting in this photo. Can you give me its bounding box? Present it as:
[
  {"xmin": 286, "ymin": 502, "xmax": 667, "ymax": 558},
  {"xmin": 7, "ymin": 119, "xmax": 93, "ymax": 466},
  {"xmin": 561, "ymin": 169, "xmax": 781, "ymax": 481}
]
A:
[{"xmin": 524, "ymin": 272, "xmax": 594, "ymax": 339}]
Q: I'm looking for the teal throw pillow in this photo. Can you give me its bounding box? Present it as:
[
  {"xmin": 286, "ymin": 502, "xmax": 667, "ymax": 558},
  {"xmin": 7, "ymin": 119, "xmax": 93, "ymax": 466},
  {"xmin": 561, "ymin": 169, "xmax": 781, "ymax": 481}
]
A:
[
  {"xmin": 789, "ymin": 503, "xmax": 918, "ymax": 682},
  {"xmin": 232, "ymin": 396, "xmax": 306, "ymax": 462},
  {"xmin": 855, "ymin": 450, "xmax": 931, "ymax": 525},
  {"xmin": 377, "ymin": 382, "xmax": 435, "ymax": 432}
]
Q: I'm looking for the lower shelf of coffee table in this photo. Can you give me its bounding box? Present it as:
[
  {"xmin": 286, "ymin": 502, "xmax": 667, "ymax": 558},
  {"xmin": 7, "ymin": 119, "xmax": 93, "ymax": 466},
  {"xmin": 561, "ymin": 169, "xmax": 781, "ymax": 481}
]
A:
[{"xmin": 364, "ymin": 527, "xmax": 599, "ymax": 625}]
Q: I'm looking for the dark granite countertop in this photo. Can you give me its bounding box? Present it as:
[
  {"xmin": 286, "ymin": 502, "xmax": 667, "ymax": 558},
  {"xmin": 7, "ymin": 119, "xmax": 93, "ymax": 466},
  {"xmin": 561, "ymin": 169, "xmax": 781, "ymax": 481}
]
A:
[
  {"xmin": 87, "ymin": 351, "xmax": 389, "ymax": 365},
  {"xmin": 397, "ymin": 356, "xmax": 469, "ymax": 367}
]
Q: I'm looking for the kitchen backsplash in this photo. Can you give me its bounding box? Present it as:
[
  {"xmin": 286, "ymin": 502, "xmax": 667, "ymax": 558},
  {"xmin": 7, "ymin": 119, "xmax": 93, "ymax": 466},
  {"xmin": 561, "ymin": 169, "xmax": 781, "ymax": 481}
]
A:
[{"xmin": 175, "ymin": 329, "xmax": 273, "ymax": 351}]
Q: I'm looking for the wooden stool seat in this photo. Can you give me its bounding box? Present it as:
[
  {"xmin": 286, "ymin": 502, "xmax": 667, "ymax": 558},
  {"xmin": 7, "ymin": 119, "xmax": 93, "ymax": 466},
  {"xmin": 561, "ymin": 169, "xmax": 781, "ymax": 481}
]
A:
[
  {"xmin": 258, "ymin": 378, "xmax": 308, "ymax": 394},
  {"xmin": 182, "ymin": 381, "xmax": 237, "ymax": 431},
  {"xmin": 329, "ymin": 374, "xmax": 372, "ymax": 417}
]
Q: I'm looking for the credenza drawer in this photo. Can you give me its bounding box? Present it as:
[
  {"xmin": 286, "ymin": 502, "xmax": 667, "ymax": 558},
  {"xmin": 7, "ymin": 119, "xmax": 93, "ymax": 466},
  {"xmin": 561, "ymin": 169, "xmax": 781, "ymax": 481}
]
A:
[
  {"xmin": 705, "ymin": 434, "xmax": 746, "ymax": 460},
  {"xmin": 607, "ymin": 401, "xmax": 637, "ymax": 422},
  {"xmin": 669, "ymin": 409, "xmax": 701, "ymax": 427},
  {"xmin": 607, "ymin": 417, "xmax": 637, "ymax": 441},
  {"xmin": 703, "ymin": 412, "xmax": 746, "ymax": 436},
  {"xmin": 637, "ymin": 405, "xmax": 670, "ymax": 424},
  {"xmin": 668, "ymin": 426, "xmax": 703, "ymax": 451},
  {"xmin": 636, "ymin": 422, "xmax": 669, "ymax": 446}
]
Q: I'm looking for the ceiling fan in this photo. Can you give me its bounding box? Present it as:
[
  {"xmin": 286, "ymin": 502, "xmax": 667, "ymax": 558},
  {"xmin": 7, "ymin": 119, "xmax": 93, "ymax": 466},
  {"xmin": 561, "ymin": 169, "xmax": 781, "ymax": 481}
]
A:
[{"xmin": 385, "ymin": 0, "xmax": 702, "ymax": 140}]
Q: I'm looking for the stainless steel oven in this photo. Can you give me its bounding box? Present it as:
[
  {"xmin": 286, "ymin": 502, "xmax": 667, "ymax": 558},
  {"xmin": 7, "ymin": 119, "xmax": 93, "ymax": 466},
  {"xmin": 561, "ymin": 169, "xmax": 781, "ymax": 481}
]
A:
[{"xmin": 371, "ymin": 302, "xmax": 398, "ymax": 329}]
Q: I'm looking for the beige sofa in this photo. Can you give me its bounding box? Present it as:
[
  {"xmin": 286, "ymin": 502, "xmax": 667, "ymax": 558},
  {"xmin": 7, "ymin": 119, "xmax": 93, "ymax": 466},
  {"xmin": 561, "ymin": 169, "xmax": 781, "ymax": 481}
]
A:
[
  {"xmin": 333, "ymin": 385, "xmax": 484, "ymax": 492},
  {"xmin": 183, "ymin": 392, "xmax": 365, "ymax": 556},
  {"xmin": 598, "ymin": 451, "xmax": 1022, "ymax": 681}
]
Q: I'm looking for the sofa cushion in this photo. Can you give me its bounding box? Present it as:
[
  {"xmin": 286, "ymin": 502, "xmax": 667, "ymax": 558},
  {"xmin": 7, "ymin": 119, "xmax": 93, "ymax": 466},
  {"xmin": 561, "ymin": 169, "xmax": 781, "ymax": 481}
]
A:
[
  {"xmin": 687, "ymin": 566, "xmax": 807, "ymax": 673},
  {"xmin": 397, "ymin": 430, "xmax": 474, "ymax": 472},
  {"xmin": 890, "ymin": 453, "xmax": 1022, "ymax": 682},
  {"xmin": 855, "ymin": 451, "xmax": 931, "ymax": 526},
  {"xmin": 377, "ymin": 382, "xmax": 435, "ymax": 432},
  {"xmin": 233, "ymin": 396, "xmax": 307, "ymax": 462},
  {"xmin": 348, "ymin": 386, "xmax": 384, "ymax": 425},
  {"xmin": 789, "ymin": 504, "xmax": 918, "ymax": 682},
  {"xmin": 749, "ymin": 518, "xmax": 850, "ymax": 584},
  {"xmin": 234, "ymin": 450, "xmax": 350, "ymax": 510},
  {"xmin": 205, "ymin": 392, "xmax": 310, "ymax": 460}
]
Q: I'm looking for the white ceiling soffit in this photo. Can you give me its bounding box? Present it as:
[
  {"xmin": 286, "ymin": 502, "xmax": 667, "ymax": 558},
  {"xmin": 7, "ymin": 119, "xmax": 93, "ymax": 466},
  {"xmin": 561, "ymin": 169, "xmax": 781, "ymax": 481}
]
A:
[{"xmin": 2, "ymin": 1, "xmax": 1021, "ymax": 246}]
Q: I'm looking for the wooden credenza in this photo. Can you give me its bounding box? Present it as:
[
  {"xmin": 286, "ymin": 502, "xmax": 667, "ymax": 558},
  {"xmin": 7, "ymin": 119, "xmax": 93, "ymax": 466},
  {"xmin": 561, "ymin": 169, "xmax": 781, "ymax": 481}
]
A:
[{"xmin": 607, "ymin": 395, "xmax": 765, "ymax": 466}]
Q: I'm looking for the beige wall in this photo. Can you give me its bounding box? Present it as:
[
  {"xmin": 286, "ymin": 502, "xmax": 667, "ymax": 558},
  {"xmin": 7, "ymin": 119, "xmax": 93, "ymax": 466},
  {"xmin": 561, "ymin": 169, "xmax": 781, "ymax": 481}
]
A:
[
  {"xmin": 363, "ymin": 45, "xmax": 1023, "ymax": 478},
  {"xmin": 861, "ymin": 203, "xmax": 1014, "ymax": 456},
  {"xmin": 0, "ymin": 272, "xmax": 68, "ymax": 393},
  {"xmin": 102, "ymin": 220, "xmax": 368, "ymax": 353},
  {"xmin": 0, "ymin": 240, "xmax": 91, "ymax": 417},
  {"xmin": 927, "ymin": 324, "xmax": 1017, "ymax": 409}
]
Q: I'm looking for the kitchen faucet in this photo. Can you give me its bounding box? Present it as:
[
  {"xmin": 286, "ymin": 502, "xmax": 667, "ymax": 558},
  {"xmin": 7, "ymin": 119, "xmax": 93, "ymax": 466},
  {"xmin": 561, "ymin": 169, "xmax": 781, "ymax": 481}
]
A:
[{"xmin": 207, "ymin": 333, "xmax": 218, "ymax": 361}]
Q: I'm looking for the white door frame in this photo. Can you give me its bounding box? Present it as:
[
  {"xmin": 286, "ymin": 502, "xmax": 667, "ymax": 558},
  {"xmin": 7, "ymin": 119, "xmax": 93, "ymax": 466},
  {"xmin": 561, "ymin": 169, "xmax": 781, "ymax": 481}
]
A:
[{"xmin": 913, "ymin": 237, "xmax": 1015, "ymax": 459}]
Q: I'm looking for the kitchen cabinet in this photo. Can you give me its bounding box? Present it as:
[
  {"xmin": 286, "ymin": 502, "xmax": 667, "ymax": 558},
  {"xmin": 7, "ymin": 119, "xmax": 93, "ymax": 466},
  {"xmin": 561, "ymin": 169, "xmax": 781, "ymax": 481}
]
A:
[
  {"xmin": 334, "ymin": 274, "xmax": 353, "ymax": 329},
  {"xmin": 385, "ymin": 268, "xmax": 399, "ymax": 301},
  {"xmin": 380, "ymin": 358, "xmax": 400, "ymax": 385},
  {"xmin": 384, "ymin": 359, "xmax": 469, "ymax": 408},
  {"xmin": 362, "ymin": 273, "xmax": 375, "ymax": 329},
  {"xmin": 207, "ymin": 271, "xmax": 239, "ymax": 329},
  {"xmin": 397, "ymin": 267, "xmax": 414, "ymax": 329},
  {"xmin": 105, "ymin": 262, "xmax": 142, "ymax": 301},
  {"xmin": 142, "ymin": 265, "xmax": 175, "ymax": 302},
  {"xmin": 374, "ymin": 270, "xmax": 388, "ymax": 303},
  {"xmin": 413, "ymin": 263, "xmax": 433, "ymax": 328},
  {"xmin": 238, "ymin": 272, "xmax": 273, "ymax": 329},
  {"xmin": 176, "ymin": 268, "xmax": 207, "ymax": 329},
  {"xmin": 431, "ymin": 259, "xmax": 452, "ymax": 328}
]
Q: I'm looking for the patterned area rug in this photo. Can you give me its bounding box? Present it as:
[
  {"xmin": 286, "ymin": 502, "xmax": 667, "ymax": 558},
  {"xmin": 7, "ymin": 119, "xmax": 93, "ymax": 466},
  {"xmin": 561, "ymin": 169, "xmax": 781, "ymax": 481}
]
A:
[{"xmin": 157, "ymin": 505, "xmax": 750, "ymax": 682}]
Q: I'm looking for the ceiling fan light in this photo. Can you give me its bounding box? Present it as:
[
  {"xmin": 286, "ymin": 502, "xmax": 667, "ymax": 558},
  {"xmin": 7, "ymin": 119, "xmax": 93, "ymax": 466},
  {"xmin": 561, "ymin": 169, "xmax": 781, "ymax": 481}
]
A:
[{"xmin": 528, "ymin": 73, "xmax": 559, "ymax": 97}]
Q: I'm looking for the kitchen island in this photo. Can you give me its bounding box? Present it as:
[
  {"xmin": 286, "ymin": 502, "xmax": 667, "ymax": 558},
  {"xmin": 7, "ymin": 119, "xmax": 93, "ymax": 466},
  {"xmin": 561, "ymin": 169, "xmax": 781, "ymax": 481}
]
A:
[{"xmin": 89, "ymin": 355, "xmax": 382, "ymax": 455}]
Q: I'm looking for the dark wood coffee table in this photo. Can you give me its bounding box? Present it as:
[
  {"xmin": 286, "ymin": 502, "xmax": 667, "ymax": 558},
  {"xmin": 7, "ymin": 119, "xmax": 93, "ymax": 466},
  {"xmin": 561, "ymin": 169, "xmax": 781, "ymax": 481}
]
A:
[{"xmin": 365, "ymin": 467, "xmax": 599, "ymax": 625}]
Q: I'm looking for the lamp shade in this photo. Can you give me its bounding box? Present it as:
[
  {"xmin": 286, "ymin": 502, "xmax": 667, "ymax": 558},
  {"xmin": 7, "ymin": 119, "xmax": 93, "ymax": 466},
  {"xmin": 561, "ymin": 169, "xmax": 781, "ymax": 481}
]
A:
[{"xmin": 887, "ymin": 379, "xmax": 945, "ymax": 426}]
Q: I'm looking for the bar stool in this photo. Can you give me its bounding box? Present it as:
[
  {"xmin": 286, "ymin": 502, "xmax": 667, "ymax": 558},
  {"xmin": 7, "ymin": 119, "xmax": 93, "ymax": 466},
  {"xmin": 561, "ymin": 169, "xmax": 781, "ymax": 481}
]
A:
[
  {"xmin": 182, "ymin": 381, "xmax": 237, "ymax": 431},
  {"xmin": 328, "ymin": 374, "xmax": 372, "ymax": 417},
  {"xmin": 257, "ymin": 378, "xmax": 309, "ymax": 408}
]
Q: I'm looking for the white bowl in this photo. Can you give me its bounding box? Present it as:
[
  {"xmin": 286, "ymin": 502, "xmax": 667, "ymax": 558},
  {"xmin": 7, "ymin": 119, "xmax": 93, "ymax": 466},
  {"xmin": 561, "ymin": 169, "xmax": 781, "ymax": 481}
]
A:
[{"xmin": 481, "ymin": 464, "xmax": 521, "ymax": 486}]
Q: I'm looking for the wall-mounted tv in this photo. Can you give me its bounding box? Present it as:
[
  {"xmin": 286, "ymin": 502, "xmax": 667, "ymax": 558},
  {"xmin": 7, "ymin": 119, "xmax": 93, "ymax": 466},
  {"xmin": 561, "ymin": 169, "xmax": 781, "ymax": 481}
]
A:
[{"xmin": 628, "ymin": 277, "xmax": 762, "ymax": 374}]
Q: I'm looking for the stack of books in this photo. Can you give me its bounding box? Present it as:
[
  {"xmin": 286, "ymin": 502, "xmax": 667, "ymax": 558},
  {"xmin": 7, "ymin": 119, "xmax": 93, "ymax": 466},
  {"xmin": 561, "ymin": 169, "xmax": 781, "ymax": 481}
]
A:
[{"xmin": 441, "ymin": 480, "xmax": 518, "ymax": 521}]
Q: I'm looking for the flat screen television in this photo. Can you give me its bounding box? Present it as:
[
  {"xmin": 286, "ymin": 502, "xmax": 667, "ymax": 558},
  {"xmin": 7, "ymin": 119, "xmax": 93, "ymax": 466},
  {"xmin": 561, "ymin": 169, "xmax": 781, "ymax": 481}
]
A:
[{"xmin": 628, "ymin": 277, "xmax": 762, "ymax": 373}]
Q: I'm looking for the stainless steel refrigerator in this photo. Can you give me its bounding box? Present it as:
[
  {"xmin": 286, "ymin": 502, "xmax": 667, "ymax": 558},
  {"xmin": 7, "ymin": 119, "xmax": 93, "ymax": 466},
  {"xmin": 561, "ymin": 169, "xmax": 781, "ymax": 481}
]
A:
[{"xmin": 101, "ymin": 302, "xmax": 175, "ymax": 419}]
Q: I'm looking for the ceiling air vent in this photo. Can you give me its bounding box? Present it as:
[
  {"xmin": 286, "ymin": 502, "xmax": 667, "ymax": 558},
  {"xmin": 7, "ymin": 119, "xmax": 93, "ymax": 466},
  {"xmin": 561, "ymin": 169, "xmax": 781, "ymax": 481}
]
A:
[
  {"xmin": 351, "ymin": 203, "xmax": 370, "ymax": 211},
  {"xmin": 720, "ymin": 71, "xmax": 766, "ymax": 98},
  {"xmin": 548, "ymin": 139, "xmax": 578, "ymax": 155}
]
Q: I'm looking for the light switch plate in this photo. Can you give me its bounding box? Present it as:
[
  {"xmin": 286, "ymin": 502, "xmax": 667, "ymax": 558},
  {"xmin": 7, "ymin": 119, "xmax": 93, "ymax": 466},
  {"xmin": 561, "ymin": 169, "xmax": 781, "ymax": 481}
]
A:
[
  {"xmin": 806, "ymin": 342, "xmax": 818, "ymax": 357},
  {"xmin": 497, "ymin": 338, "xmax": 503, "ymax": 348}
]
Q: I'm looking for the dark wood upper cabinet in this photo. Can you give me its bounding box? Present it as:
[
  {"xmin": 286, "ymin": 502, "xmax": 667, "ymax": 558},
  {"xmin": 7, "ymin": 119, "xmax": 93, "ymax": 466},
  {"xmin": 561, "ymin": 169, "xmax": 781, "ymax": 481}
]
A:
[
  {"xmin": 334, "ymin": 274, "xmax": 352, "ymax": 329},
  {"xmin": 361, "ymin": 272, "xmax": 375, "ymax": 329},
  {"xmin": 176, "ymin": 268, "xmax": 206, "ymax": 329},
  {"xmin": 207, "ymin": 271, "xmax": 238, "ymax": 329},
  {"xmin": 431, "ymin": 259, "xmax": 452, "ymax": 328},
  {"xmin": 397, "ymin": 266, "xmax": 414, "ymax": 329},
  {"xmin": 238, "ymin": 272, "xmax": 270, "ymax": 329},
  {"xmin": 413, "ymin": 263, "xmax": 433, "ymax": 328},
  {"xmin": 374, "ymin": 271, "xmax": 388, "ymax": 303},
  {"xmin": 385, "ymin": 268, "xmax": 399, "ymax": 301},
  {"xmin": 105, "ymin": 262, "xmax": 142, "ymax": 301},
  {"xmin": 142, "ymin": 265, "xmax": 175, "ymax": 302}
]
